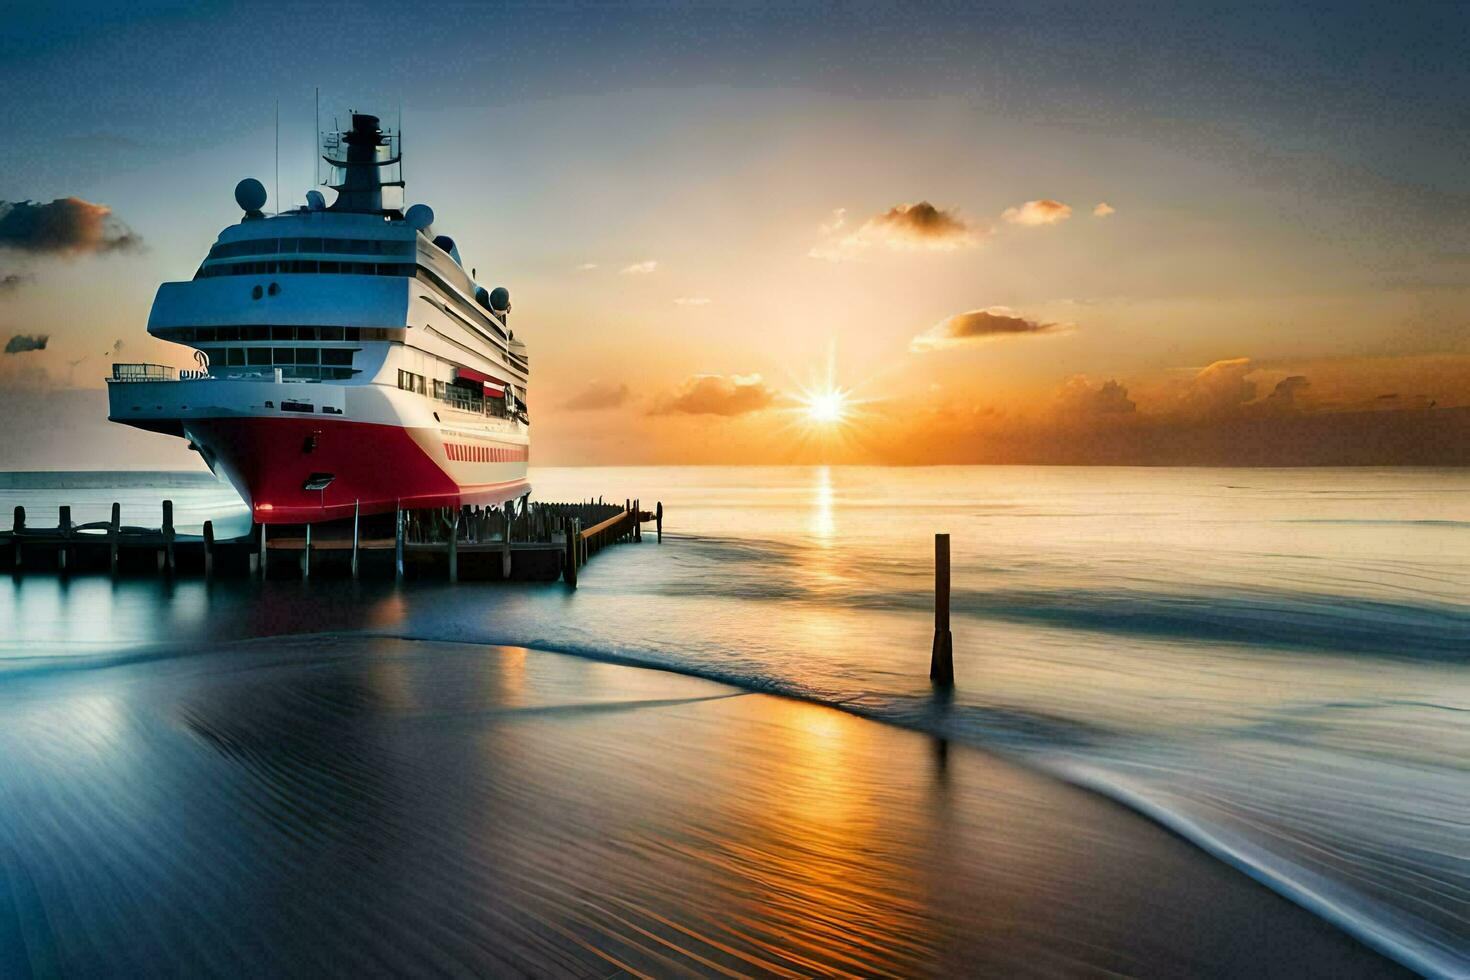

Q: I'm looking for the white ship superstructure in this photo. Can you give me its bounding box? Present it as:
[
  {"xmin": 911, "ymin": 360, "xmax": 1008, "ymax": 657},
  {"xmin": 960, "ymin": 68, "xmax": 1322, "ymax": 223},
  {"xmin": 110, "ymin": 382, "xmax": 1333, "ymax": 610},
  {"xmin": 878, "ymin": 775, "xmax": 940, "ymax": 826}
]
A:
[{"xmin": 109, "ymin": 112, "xmax": 529, "ymax": 523}]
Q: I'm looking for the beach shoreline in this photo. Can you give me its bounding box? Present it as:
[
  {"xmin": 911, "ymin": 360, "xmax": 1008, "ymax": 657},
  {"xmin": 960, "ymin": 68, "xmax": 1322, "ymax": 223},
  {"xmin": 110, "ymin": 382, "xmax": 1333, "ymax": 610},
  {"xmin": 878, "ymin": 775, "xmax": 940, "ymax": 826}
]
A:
[{"xmin": 0, "ymin": 636, "xmax": 1403, "ymax": 976}]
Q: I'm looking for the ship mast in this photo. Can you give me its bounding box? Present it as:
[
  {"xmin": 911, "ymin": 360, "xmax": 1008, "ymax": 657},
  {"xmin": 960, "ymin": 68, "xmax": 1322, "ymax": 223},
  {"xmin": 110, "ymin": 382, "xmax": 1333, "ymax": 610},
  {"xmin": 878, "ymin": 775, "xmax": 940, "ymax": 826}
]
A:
[{"xmin": 322, "ymin": 113, "xmax": 404, "ymax": 213}]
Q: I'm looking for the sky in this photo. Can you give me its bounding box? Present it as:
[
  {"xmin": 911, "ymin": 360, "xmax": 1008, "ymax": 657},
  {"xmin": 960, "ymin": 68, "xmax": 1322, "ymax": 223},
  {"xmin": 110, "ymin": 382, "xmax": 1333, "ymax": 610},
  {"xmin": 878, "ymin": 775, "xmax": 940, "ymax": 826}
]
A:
[{"xmin": 2, "ymin": 0, "xmax": 1469, "ymax": 467}]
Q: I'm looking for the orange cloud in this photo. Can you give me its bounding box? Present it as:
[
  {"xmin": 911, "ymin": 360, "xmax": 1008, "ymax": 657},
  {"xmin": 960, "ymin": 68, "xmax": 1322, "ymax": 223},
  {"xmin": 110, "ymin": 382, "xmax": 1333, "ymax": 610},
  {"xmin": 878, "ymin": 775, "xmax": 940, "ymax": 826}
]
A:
[
  {"xmin": 1093, "ymin": 202, "xmax": 1115, "ymax": 217},
  {"xmin": 1002, "ymin": 199, "xmax": 1072, "ymax": 226},
  {"xmin": 810, "ymin": 201, "xmax": 979, "ymax": 260},
  {"xmin": 651, "ymin": 373, "xmax": 777, "ymax": 416},
  {"xmin": 1055, "ymin": 376, "xmax": 1136, "ymax": 416},
  {"xmin": 1176, "ymin": 357, "xmax": 1258, "ymax": 417},
  {"xmin": 1266, "ymin": 375, "xmax": 1310, "ymax": 406},
  {"xmin": 0, "ymin": 197, "xmax": 142, "ymax": 255},
  {"xmin": 910, "ymin": 307, "xmax": 1068, "ymax": 352}
]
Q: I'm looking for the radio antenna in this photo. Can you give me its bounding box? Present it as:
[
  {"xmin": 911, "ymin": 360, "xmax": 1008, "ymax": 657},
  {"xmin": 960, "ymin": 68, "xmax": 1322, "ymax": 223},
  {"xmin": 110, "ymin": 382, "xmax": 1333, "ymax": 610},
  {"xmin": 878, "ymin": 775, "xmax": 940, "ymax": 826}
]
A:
[
  {"xmin": 274, "ymin": 99, "xmax": 280, "ymax": 215},
  {"xmin": 314, "ymin": 87, "xmax": 320, "ymax": 187}
]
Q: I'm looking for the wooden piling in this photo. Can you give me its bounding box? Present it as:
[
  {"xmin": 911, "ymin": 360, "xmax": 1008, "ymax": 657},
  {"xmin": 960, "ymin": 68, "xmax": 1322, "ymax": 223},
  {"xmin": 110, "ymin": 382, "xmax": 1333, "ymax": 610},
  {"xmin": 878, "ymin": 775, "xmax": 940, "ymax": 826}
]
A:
[
  {"xmin": 633, "ymin": 499, "xmax": 642, "ymax": 542},
  {"xmin": 500, "ymin": 507, "xmax": 512, "ymax": 579},
  {"xmin": 351, "ymin": 500, "xmax": 360, "ymax": 580},
  {"xmin": 258, "ymin": 522, "xmax": 267, "ymax": 579},
  {"xmin": 301, "ymin": 523, "xmax": 311, "ymax": 579},
  {"xmin": 58, "ymin": 505, "xmax": 71, "ymax": 572},
  {"xmin": 656, "ymin": 501, "xmax": 663, "ymax": 542},
  {"xmin": 447, "ymin": 511, "xmax": 459, "ymax": 583},
  {"xmin": 11, "ymin": 506, "xmax": 23, "ymax": 570},
  {"xmin": 109, "ymin": 503, "xmax": 121, "ymax": 576},
  {"xmin": 394, "ymin": 505, "xmax": 404, "ymax": 581},
  {"xmin": 564, "ymin": 518, "xmax": 579, "ymax": 587},
  {"xmin": 203, "ymin": 520, "xmax": 215, "ymax": 578},
  {"xmin": 929, "ymin": 533, "xmax": 954, "ymax": 686},
  {"xmin": 162, "ymin": 500, "xmax": 175, "ymax": 576}
]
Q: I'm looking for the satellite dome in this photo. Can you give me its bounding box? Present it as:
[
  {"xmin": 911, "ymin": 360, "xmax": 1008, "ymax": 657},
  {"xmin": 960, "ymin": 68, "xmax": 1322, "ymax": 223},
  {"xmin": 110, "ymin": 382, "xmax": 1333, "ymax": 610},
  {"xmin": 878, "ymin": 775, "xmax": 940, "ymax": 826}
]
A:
[
  {"xmin": 474, "ymin": 286, "xmax": 491, "ymax": 309},
  {"xmin": 405, "ymin": 203, "xmax": 434, "ymax": 230},
  {"xmin": 305, "ymin": 190, "xmax": 326, "ymax": 211},
  {"xmin": 234, "ymin": 178, "xmax": 267, "ymax": 214},
  {"xmin": 488, "ymin": 287, "xmax": 510, "ymax": 313}
]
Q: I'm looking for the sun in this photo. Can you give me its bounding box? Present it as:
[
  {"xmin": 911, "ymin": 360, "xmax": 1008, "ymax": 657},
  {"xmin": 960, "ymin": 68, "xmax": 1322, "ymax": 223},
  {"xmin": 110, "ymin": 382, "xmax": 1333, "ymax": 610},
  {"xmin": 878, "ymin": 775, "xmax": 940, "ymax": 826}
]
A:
[{"xmin": 803, "ymin": 388, "xmax": 849, "ymax": 424}]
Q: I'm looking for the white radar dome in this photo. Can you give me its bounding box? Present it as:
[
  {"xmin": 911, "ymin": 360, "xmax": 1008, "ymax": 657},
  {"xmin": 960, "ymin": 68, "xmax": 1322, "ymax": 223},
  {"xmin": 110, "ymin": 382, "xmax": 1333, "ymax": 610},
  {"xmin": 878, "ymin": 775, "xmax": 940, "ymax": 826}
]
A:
[{"xmin": 405, "ymin": 204, "xmax": 435, "ymax": 230}]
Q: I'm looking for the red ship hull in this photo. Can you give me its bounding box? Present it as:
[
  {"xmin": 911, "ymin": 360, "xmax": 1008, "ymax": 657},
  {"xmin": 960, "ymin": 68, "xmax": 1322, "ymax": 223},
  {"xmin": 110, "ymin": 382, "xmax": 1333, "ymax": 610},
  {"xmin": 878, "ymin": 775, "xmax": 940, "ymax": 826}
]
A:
[{"xmin": 186, "ymin": 416, "xmax": 530, "ymax": 524}]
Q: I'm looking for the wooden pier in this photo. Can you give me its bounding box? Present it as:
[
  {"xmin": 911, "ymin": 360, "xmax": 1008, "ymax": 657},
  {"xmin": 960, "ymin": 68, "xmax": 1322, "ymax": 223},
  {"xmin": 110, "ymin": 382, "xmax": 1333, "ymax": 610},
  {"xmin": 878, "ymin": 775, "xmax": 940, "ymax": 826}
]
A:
[{"xmin": 1, "ymin": 497, "xmax": 663, "ymax": 587}]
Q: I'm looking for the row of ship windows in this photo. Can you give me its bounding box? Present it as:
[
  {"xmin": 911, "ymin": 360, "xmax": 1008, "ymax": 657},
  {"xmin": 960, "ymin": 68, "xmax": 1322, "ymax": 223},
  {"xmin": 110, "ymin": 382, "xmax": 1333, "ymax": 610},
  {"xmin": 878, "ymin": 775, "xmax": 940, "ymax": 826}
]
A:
[
  {"xmin": 195, "ymin": 260, "xmax": 415, "ymax": 279},
  {"xmin": 200, "ymin": 346, "xmax": 356, "ymax": 367},
  {"xmin": 166, "ymin": 326, "xmax": 397, "ymax": 342},
  {"xmin": 208, "ymin": 237, "xmax": 416, "ymax": 259},
  {"xmin": 235, "ymin": 366, "xmax": 357, "ymax": 382}
]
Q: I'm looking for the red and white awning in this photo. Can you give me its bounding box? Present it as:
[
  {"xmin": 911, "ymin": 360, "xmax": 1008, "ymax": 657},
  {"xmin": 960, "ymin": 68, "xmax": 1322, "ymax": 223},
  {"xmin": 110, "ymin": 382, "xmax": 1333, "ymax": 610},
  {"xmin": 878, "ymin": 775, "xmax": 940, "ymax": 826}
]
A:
[{"xmin": 455, "ymin": 367, "xmax": 507, "ymax": 398}]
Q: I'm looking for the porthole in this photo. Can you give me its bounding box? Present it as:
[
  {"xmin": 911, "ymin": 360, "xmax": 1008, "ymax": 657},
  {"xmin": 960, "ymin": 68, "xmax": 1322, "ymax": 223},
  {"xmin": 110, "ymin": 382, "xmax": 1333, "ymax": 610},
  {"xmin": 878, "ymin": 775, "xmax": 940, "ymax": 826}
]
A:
[{"xmin": 251, "ymin": 284, "xmax": 263, "ymax": 300}]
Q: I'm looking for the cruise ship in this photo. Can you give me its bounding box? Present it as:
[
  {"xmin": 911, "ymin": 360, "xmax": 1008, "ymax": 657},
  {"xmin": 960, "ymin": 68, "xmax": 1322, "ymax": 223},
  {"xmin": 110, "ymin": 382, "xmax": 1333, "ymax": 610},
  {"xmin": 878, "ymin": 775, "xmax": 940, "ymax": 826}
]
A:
[{"xmin": 108, "ymin": 112, "xmax": 530, "ymax": 524}]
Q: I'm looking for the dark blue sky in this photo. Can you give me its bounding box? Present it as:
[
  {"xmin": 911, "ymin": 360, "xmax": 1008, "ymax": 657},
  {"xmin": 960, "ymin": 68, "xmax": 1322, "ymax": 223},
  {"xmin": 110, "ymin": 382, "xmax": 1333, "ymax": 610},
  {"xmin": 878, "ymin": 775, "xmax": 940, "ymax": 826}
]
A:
[{"xmin": 6, "ymin": 1, "xmax": 1470, "ymax": 194}]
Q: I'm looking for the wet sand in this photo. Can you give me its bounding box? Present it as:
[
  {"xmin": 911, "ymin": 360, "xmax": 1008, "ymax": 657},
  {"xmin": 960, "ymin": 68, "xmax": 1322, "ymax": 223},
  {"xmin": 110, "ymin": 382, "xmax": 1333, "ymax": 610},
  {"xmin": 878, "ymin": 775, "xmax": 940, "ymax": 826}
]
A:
[{"xmin": 0, "ymin": 637, "xmax": 1398, "ymax": 977}]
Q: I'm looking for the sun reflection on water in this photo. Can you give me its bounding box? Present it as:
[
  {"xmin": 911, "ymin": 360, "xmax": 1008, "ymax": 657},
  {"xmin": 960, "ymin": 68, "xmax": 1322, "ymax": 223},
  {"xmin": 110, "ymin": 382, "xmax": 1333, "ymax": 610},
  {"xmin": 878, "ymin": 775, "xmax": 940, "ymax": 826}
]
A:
[{"xmin": 809, "ymin": 465, "xmax": 834, "ymax": 541}]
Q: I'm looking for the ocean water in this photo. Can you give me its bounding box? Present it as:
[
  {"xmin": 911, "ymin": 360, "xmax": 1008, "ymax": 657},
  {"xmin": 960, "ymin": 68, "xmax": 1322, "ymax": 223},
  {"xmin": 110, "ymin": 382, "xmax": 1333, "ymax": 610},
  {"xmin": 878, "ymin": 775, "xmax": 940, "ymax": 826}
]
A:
[{"xmin": 0, "ymin": 466, "xmax": 1466, "ymax": 974}]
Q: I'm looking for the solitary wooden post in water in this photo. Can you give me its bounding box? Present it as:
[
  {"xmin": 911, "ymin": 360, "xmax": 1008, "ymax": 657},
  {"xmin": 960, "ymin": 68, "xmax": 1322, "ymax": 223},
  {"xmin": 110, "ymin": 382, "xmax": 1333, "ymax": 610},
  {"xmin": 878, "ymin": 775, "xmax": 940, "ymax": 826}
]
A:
[
  {"xmin": 109, "ymin": 502, "xmax": 121, "ymax": 576},
  {"xmin": 301, "ymin": 523, "xmax": 312, "ymax": 579},
  {"xmin": 58, "ymin": 505, "xmax": 71, "ymax": 572},
  {"xmin": 930, "ymin": 533, "xmax": 954, "ymax": 686},
  {"xmin": 202, "ymin": 520, "xmax": 215, "ymax": 578},
  {"xmin": 656, "ymin": 501, "xmax": 663, "ymax": 543},
  {"xmin": 12, "ymin": 506, "xmax": 23, "ymax": 569},
  {"xmin": 258, "ymin": 522, "xmax": 267, "ymax": 579},
  {"xmin": 161, "ymin": 500, "xmax": 175, "ymax": 576}
]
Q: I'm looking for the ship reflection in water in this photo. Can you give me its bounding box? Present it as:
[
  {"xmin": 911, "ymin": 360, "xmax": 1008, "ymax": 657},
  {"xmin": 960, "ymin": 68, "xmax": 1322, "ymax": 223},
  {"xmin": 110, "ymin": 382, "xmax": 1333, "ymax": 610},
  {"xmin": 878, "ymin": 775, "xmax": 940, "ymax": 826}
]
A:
[{"xmin": 0, "ymin": 636, "xmax": 1381, "ymax": 975}]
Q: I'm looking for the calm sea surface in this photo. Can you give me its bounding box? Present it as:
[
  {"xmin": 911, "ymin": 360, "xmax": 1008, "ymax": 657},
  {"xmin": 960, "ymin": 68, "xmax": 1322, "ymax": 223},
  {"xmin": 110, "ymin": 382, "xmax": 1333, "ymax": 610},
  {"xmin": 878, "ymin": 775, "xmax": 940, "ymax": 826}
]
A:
[{"xmin": 1, "ymin": 466, "xmax": 1466, "ymax": 974}]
